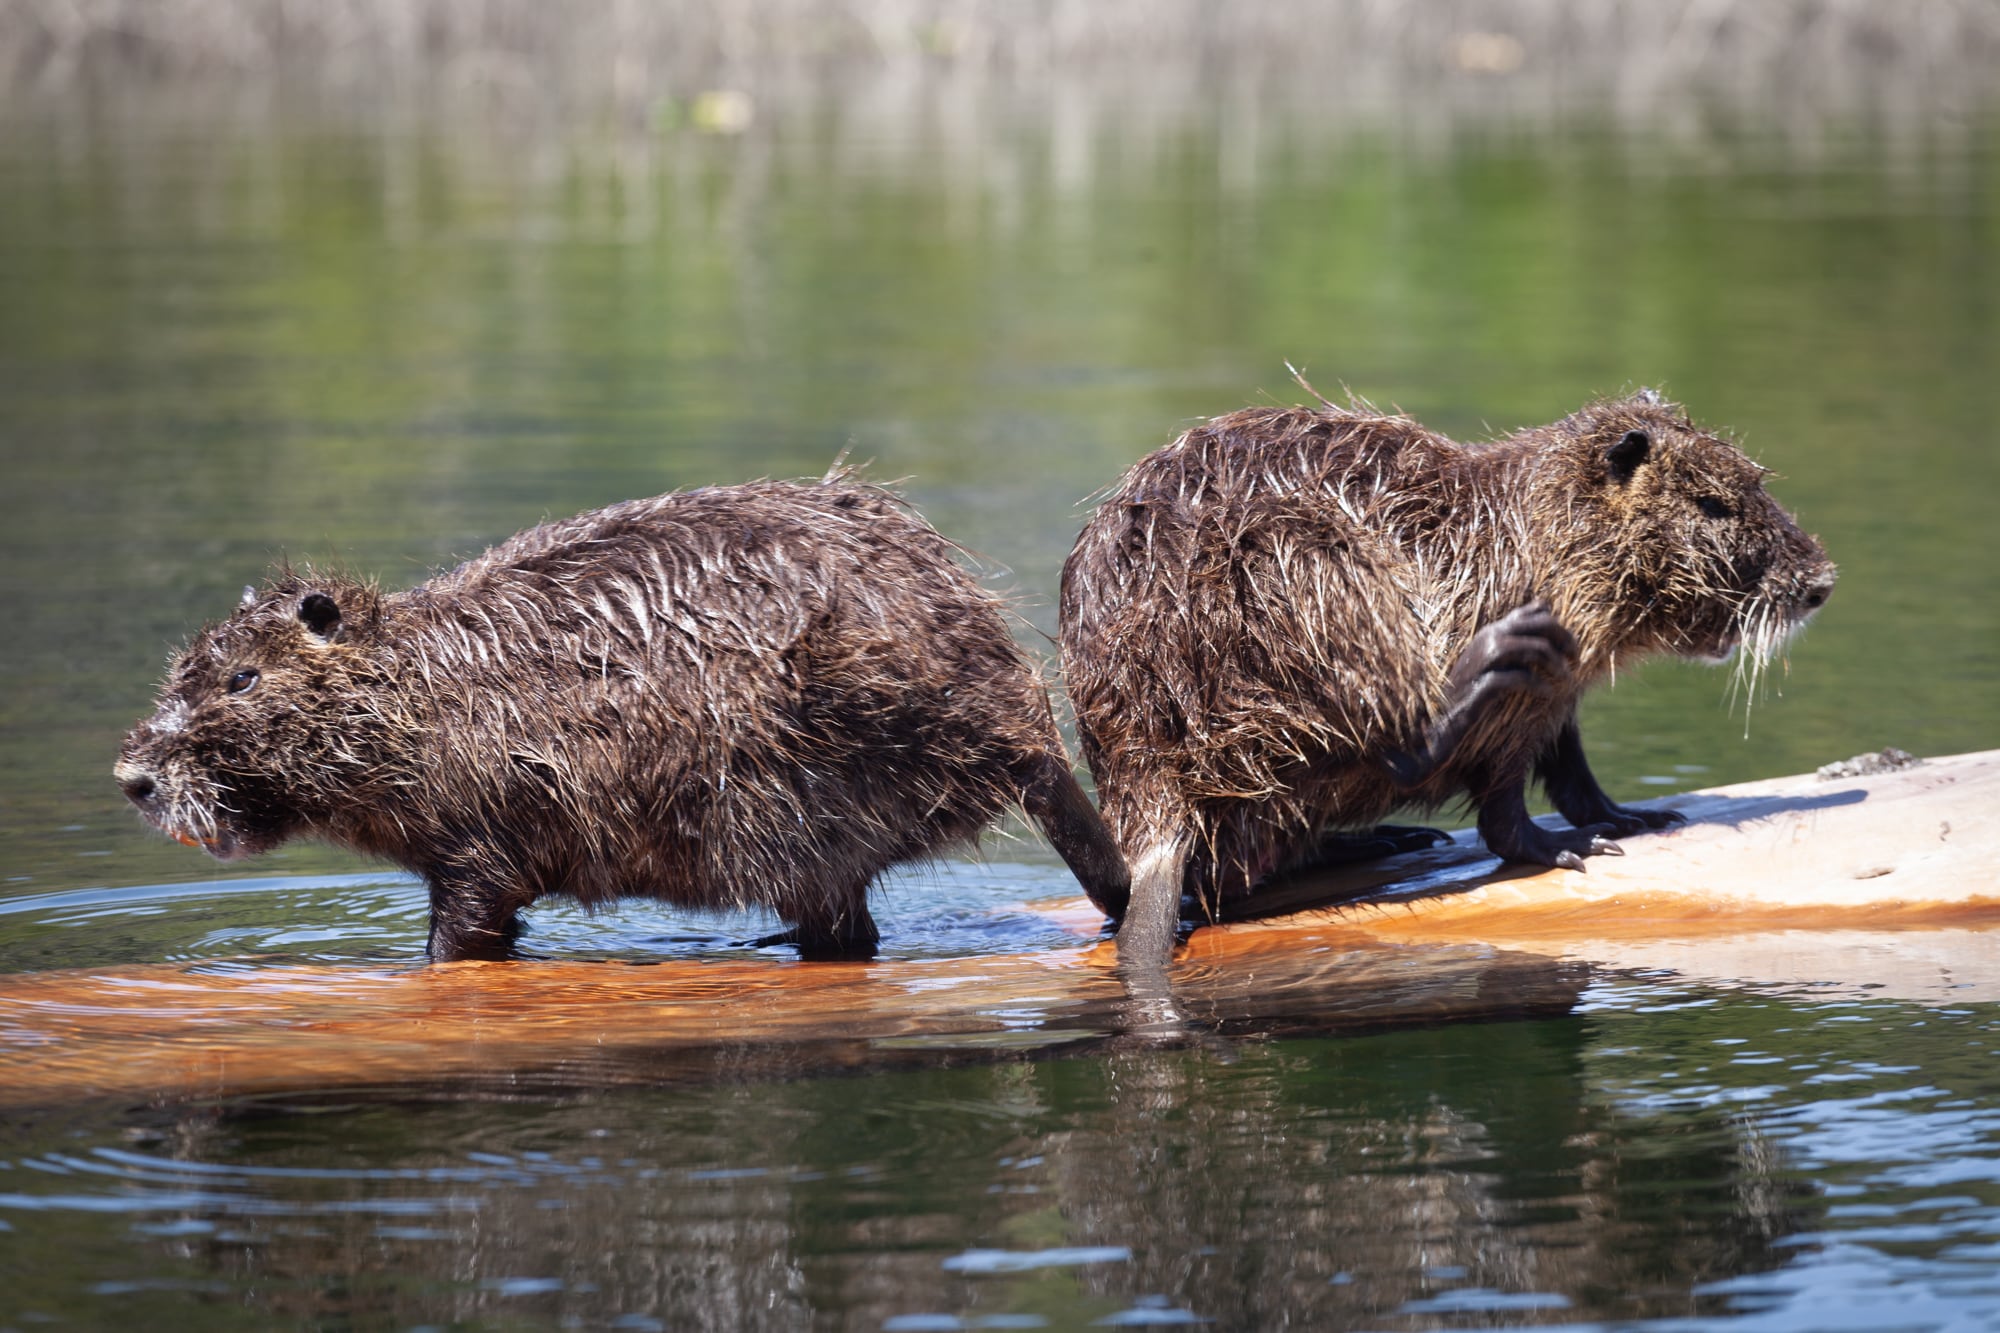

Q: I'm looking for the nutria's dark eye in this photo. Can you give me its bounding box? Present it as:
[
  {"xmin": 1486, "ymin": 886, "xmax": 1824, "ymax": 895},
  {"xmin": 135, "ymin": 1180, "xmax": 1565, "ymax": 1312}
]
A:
[
  {"xmin": 227, "ymin": 668, "xmax": 260, "ymax": 695},
  {"xmin": 1697, "ymin": 496, "xmax": 1735, "ymax": 520}
]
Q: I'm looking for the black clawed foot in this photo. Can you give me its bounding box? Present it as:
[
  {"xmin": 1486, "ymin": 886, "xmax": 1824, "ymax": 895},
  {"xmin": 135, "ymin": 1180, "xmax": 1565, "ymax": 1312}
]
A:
[
  {"xmin": 1480, "ymin": 805, "xmax": 1626, "ymax": 873},
  {"xmin": 1537, "ymin": 718, "xmax": 1694, "ymax": 842},
  {"xmin": 1521, "ymin": 827, "xmax": 1621, "ymax": 871},
  {"xmin": 1548, "ymin": 831, "xmax": 1622, "ymax": 870}
]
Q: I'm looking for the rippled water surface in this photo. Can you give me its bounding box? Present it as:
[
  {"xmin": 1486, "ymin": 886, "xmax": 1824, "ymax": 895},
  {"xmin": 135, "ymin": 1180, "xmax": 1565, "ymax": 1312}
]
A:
[
  {"xmin": 2, "ymin": 972, "xmax": 1999, "ymax": 1331},
  {"xmin": 2, "ymin": 56, "xmax": 1998, "ymax": 1332}
]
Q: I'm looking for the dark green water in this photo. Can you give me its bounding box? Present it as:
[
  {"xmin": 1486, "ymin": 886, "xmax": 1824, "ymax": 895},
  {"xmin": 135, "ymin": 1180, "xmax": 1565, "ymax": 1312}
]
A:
[{"xmin": 1, "ymin": 87, "xmax": 1998, "ymax": 1329}]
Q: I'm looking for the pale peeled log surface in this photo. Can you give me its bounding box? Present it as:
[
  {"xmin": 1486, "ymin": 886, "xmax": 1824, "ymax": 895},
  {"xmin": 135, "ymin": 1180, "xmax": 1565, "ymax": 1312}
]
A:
[{"xmin": 1200, "ymin": 748, "xmax": 2000, "ymax": 1002}]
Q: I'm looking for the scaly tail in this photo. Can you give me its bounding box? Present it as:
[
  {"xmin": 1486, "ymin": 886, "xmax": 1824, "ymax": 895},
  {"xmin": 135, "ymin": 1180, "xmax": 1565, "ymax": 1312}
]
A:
[
  {"xmin": 1111, "ymin": 834, "xmax": 1190, "ymax": 1039},
  {"xmin": 1019, "ymin": 751, "xmax": 1131, "ymax": 922},
  {"xmin": 1115, "ymin": 835, "xmax": 1187, "ymax": 970}
]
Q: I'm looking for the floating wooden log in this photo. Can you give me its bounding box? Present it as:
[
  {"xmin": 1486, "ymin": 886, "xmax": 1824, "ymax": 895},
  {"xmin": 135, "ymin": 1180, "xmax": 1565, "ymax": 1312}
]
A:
[
  {"xmin": 0, "ymin": 750, "xmax": 1992, "ymax": 1108},
  {"xmin": 1199, "ymin": 747, "xmax": 2000, "ymax": 1001}
]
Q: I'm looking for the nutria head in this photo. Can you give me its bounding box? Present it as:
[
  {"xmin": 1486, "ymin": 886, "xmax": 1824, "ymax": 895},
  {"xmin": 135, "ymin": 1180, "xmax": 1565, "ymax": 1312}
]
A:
[
  {"xmin": 1525, "ymin": 390, "xmax": 1836, "ymax": 690},
  {"xmin": 115, "ymin": 576, "xmax": 389, "ymax": 860}
]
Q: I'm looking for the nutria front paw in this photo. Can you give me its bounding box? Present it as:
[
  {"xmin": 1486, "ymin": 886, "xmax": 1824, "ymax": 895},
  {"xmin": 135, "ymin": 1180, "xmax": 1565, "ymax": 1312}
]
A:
[
  {"xmin": 1386, "ymin": 604, "xmax": 1585, "ymax": 790},
  {"xmin": 1485, "ymin": 819, "xmax": 1623, "ymax": 872},
  {"xmin": 1447, "ymin": 600, "xmax": 1581, "ymax": 701}
]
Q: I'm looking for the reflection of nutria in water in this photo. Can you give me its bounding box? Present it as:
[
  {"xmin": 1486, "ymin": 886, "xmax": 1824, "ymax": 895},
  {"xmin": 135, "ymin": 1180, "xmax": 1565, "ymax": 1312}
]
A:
[
  {"xmin": 116, "ymin": 475, "xmax": 1130, "ymax": 961},
  {"xmin": 1061, "ymin": 388, "xmax": 1836, "ymax": 960}
]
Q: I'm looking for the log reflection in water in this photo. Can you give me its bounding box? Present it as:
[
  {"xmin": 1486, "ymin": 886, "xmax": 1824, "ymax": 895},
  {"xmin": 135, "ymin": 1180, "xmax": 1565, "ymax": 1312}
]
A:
[
  {"xmin": 0, "ymin": 1013, "xmax": 1818, "ymax": 1331},
  {"xmin": 0, "ymin": 933, "xmax": 1583, "ymax": 1108}
]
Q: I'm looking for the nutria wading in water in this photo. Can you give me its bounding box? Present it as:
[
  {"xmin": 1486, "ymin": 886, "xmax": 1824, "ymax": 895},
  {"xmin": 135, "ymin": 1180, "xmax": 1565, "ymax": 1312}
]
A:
[
  {"xmin": 117, "ymin": 476, "xmax": 1131, "ymax": 961},
  {"xmin": 1060, "ymin": 387, "xmax": 1836, "ymax": 963}
]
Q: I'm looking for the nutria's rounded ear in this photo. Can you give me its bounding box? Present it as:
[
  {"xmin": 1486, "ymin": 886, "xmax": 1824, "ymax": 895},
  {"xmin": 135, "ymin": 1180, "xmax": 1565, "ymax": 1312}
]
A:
[
  {"xmin": 240, "ymin": 584, "xmax": 258, "ymax": 609},
  {"xmin": 1635, "ymin": 387, "xmax": 1664, "ymax": 406},
  {"xmin": 299, "ymin": 592, "xmax": 342, "ymax": 640},
  {"xmin": 1607, "ymin": 429, "xmax": 1651, "ymax": 483}
]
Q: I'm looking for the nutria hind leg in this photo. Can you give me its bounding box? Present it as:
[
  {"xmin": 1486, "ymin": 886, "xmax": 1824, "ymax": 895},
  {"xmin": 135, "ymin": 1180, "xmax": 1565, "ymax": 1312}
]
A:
[
  {"xmin": 424, "ymin": 882, "xmax": 524, "ymax": 962},
  {"xmin": 1475, "ymin": 774, "xmax": 1623, "ymax": 872},
  {"xmin": 1386, "ymin": 601, "xmax": 1579, "ymax": 789},
  {"xmin": 1016, "ymin": 751, "xmax": 1131, "ymax": 923},
  {"xmin": 748, "ymin": 893, "xmax": 880, "ymax": 961},
  {"xmin": 1536, "ymin": 717, "xmax": 1687, "ymax": 836}
]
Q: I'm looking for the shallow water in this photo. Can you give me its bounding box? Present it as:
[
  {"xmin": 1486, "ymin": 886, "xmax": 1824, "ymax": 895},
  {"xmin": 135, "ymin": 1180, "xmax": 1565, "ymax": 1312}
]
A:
[
  {"xmin": 2, "ymin": 64, "xmax": 1999, "ymax": 1333},
  {"xmin": 2, "ymin": 969, "xmax": 1998, "ymax": 1331},
  {"xmin": 0, "ymin": 863, "xmax": 1094, "ymax": 974}
]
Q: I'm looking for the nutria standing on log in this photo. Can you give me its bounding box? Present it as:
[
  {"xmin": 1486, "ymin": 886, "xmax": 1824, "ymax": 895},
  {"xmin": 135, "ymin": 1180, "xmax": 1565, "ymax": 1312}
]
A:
[
  {"xmin": 116, "ymin": 476, "xmax": 1130, "ymax": 961},
  {"xmin": 1060, "ymin": 389, "xmax": 1835, "ymax": 963}
]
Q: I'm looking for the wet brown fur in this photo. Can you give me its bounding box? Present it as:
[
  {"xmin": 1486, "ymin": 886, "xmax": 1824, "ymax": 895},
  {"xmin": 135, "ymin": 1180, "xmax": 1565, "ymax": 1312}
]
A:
[
  {"xmin": 117, "ymin": 476, "xmax": 1129, "ymax": 960},
  {"xmin": 1059, "ymin": 391, "xmax": 1835, "ymax": 952}
]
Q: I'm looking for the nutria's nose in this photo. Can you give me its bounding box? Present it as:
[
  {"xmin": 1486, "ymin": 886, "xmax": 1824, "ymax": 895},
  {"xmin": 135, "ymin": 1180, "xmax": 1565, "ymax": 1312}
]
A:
[
  {"xmin": 115, "ymin": 763, "xmax": 157, "ymax": 805},
  {"xmin": 1802, "ymin": 567, "xmax": 1836, "ymax": 612}
]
